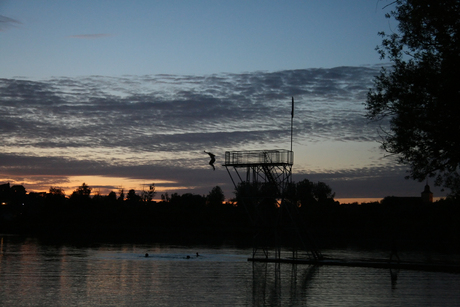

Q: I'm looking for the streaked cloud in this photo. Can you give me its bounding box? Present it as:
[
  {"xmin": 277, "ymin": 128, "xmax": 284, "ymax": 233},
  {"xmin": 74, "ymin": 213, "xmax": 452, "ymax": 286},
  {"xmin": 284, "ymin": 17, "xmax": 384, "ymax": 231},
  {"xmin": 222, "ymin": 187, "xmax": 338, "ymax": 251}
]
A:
[
  {"xmin": 1, "ymin": 65, "xmax": 438, "ymax": 199},
  {"xmin": 0, "ymin": 15, "xmax": 21, "ymax": 31},
  {"xmin": 67, "ymin": 33, "xmax": 112, "ymax": 39}
]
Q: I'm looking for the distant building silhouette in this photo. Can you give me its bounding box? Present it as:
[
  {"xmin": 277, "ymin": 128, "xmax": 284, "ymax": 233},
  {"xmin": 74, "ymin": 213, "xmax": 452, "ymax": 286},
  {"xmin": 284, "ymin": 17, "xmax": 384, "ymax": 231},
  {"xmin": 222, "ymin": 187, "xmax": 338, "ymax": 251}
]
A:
[
  {"xmin": 382, "ymin": 183, "xmax": 434, "ymax": 208},
  {"xmin": 421, "ymin": 184, "xmax": 433, "ymax": 203}
]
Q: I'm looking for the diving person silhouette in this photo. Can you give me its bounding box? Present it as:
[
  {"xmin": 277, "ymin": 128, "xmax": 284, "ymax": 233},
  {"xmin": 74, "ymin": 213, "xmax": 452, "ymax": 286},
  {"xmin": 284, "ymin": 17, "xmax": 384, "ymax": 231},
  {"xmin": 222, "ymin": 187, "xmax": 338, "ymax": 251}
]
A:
[{"xmin": 204, "ymin": 151, "xmax": 216, "ymax": 170}]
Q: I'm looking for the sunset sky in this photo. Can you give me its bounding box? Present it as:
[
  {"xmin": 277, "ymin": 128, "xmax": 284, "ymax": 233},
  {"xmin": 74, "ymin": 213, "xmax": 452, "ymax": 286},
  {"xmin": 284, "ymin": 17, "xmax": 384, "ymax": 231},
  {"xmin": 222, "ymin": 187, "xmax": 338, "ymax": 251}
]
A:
[{"xmin": 0, "ymin": 0, "xmax": 446, "ymax": 202}]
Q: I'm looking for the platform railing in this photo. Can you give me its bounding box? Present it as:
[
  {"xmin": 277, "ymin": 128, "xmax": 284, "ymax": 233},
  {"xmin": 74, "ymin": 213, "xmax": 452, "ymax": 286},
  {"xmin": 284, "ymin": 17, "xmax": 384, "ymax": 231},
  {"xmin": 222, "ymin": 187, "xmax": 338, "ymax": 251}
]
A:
[{"xmin": 224, "ymin": 149, "xmax": 293, "ymax": 166}]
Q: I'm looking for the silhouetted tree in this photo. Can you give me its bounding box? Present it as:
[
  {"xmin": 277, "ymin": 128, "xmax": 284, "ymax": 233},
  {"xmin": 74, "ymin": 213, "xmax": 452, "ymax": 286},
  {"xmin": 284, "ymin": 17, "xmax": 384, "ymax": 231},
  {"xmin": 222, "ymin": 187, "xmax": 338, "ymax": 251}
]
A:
[
  {"xmin": 46, "ymin": 186, "xmax": 66, "ymax": 207},
  {"xmin": 107, "ymin": 191, "xmax": 117, "ymax": 203},
  {"xmin": 235, "ymin": 181, "xmax": 279, "ymax": 202},
  {"xmin": 286, "ymin": 179, "xmax": 336, "ymax": 209},
  {"xmin": 169, "ymin": 193, "xmax": 205, "ymax": 208},
  {"xmin": 161, "ymin": 192, "xmax": 170, "ymax": 202},
  {"xmin": 141, "ymin": 184, "xmax": 156, "ymax": 202},
  {"xmin": 71, "ymin": 182, "xmax": 92, "ymax": 198},
  {"xmin": 118, "ymin": 188, "xmax": 125, "ymax": 202},
  {"xmin": 69, "ymin": 183, "xmax": 93, "ymax": 208},
  {"xmin": 366, "ymin": 0, "xmax": 460, "ymax": 197},
  {"xmin": 233, "ymin": 181, "xmax": 278, "ymax": 226},
  {"xmin": 49, "ymin": 187, "xmax": 65, "ymax": 196},
  {"xmin": 91, "ymin": 191, "xmax": 104, "ymax": 202},
  {"xmin": 126, "ymin": 189, "xmax": 141, "ymax": 203},
  {"xmin": 312, "ymin": 181, "xmax": 335, "ymax": 203},
  {"xmin": 170, "ymin": 192, "xmax": 180, "ymax": 199},
  {"xmin": 207, "ymin": 186, "xmax": 225, "ymax": 207},
  {"xmin": 234, "ymin": 181, "xmax": 262, "ymax": 208},
  {"xmin": 296, "ymin": 179, "xmax": 316, "ymax": 207}
]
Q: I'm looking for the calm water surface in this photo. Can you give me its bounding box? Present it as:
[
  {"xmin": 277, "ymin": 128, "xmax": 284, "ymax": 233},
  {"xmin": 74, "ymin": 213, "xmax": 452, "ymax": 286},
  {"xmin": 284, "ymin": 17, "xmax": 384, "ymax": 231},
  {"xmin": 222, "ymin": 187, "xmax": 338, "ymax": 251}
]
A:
[{"xmin": 1, "ymin": 235, "xmax": 459, "ymax": 306}]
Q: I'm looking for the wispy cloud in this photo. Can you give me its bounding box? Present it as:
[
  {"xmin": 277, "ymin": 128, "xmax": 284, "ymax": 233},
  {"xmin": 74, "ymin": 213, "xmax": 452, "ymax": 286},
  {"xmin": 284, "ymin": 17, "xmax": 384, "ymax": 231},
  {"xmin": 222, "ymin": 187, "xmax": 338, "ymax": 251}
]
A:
[
  {"xmin": 67, "ymin": 33, "xmax": 112, "ymax": 39},
  {"xmin": 0, "ymin": 15, "xmax": 22, "ymax": 31}
]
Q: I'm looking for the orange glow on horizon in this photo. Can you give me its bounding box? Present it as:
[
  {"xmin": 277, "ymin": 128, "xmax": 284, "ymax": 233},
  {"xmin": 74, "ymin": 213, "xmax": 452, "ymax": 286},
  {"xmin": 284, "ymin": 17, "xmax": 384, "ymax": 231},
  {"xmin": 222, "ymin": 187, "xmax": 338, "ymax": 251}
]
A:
[
  {"xmin": 335, "ymin": 198, "xmax": 383, "ymax": 204},
  {"xmin": 335, "ymin": 197, "xmax": 445, "ymax": 204},
  {"xmin": 0, "ymin": 175, "xmax": 183, "ymax": 196}
]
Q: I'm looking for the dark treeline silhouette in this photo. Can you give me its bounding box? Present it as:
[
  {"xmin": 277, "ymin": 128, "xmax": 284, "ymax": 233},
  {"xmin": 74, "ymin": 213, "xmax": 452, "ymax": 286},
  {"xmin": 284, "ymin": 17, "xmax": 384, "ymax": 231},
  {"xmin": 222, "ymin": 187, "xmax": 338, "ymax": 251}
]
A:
[
  {"xmin": 0, "ymin": 182, "xmax": 248, "ymax": 242},
  {"xmin": 0, "ymin": 181, "xmax": 459, "ymax": 251}
]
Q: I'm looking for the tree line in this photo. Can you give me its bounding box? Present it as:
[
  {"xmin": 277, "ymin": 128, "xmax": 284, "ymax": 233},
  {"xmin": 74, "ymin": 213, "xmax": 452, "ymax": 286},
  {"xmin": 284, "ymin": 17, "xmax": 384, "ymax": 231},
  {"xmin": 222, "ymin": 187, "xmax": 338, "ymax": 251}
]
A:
[
  {"xmin": 1, "ymin": 180, "xmax": 459, "ymax": 251},
  {"xmin": 0, "ymin": 180, "xmax": 337, "ymax": 241}
]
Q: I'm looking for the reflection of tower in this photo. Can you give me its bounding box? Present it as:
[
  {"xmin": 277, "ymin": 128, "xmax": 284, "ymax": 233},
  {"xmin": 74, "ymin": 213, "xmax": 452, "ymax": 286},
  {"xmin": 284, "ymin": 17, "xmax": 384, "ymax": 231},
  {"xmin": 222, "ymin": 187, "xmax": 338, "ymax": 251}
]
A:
[
  {"xmin": 224, "ymin": 149, "xmax": 322, "ymax": 261},
  {"xmin": 421, "ymin": 183, "xmax": 433, "ymax": 203}
]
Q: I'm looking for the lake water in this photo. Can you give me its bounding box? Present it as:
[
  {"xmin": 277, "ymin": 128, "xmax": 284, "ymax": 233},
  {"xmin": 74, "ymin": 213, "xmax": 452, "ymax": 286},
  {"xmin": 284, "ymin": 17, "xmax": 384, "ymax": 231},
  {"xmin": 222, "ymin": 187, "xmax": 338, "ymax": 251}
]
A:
[{"xmin": 1, "ymin": 235, "xmax": 459, "ymax": 306}]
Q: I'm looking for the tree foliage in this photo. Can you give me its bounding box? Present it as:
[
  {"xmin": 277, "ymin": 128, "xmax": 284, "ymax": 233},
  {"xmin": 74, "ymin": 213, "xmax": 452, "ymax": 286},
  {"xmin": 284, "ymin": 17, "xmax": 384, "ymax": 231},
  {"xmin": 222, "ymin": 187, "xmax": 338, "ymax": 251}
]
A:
[
  {"xmin": 290, "ymin": 179, "xmax": 336, "ymax": 207},
  {"xmin": 206, "ymin": 186, "xmax": 225, "ymax": 206},
  {"xmin": 234, "ymin": 179, "xmax": 335, "ymax": 208},
  {"xmin": 126, "ymin": 189, "xmax": 142, "ymax": 203},
  {"xmin": 233, "ymin": 181, "xmax": 278, "ymax": 208},
  {"xmin": 70, "ymin": 182, "xmax": 92, "ymax": 201},
  {"xmin": 366, "ymin": 0, "xmax": 460, "ymax": 196},
  {"xmin": 141, "ymin": 184, "xmax": 156, "ymax": 202},
  {"xmin": 49, "ymin": 187, "xmax": 65, "ymax": 196}
]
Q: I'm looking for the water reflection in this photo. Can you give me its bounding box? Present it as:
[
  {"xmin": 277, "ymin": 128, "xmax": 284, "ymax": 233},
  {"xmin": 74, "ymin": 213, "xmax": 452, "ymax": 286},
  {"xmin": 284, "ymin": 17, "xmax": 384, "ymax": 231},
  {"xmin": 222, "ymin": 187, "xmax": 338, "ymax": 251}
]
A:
[
  {"xmin": 252, "ymin": 262, "xmax": 319, "ymax": 306},
  {"xmin": 1, "ymin": 236, "xmax": 460, "ymax": 306},
  {"xmin": 390, "ymin": 268, "xmax": 399, "ymax": 289}
]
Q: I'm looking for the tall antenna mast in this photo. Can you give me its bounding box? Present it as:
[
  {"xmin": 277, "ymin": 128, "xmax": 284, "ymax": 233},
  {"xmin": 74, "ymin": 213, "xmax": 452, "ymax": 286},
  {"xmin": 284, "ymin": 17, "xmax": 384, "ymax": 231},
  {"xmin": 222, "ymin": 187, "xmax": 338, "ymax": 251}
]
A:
[{"xmin": 291, "ymin": 97, "xmax": 294, "ymax": 152}]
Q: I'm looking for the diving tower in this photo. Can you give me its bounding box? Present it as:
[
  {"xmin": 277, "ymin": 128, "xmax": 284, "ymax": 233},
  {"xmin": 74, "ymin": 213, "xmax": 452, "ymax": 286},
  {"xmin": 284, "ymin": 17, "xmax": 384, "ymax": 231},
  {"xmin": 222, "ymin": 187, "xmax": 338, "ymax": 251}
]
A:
[
  {"xmin": 224, "ymin": 149, "xmax": 293, "ymax": 197},
  {"xmin": 224, "ymin": 149, "xmax": 322, "ymax": 262}
]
